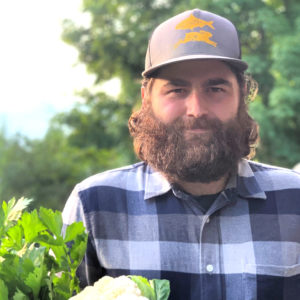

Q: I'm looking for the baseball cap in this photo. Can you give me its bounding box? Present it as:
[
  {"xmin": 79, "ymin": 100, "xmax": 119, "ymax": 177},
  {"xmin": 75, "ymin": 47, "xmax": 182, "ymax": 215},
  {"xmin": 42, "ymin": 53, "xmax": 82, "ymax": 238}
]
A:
[{"xmin": 142, "ymin": 9, "xmax": 248, "ymax": 77}]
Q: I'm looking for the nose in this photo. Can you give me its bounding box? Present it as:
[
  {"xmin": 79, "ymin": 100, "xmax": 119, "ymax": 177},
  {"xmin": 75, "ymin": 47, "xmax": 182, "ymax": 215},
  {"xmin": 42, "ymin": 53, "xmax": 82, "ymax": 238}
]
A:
[{"xmin": 185, "ymin": 91, "xmax": 208, "ymax": 118}]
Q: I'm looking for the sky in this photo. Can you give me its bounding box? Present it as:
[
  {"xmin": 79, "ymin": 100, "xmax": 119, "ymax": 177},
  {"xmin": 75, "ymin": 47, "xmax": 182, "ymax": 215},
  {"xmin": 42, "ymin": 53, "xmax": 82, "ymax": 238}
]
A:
[{"xmin": 0, "ymin": 0, "xmax": 98, "ymax": 138}]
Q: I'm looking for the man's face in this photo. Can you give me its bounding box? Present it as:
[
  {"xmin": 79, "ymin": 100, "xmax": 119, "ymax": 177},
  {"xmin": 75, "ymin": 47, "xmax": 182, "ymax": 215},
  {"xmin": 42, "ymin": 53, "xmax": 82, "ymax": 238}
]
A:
[
  {"xmin": 133, "ymin": 59, "xmax": 247, "ymax": 184},
  {"xmin": 143, "ymin": 60, "xmax": 240, "ymax": 126}
]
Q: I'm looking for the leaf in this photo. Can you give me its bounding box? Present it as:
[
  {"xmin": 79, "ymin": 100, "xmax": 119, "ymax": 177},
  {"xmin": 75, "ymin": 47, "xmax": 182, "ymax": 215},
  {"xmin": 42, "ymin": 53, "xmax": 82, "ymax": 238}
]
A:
[
  {"xmin": 0, "ymin": 200, "xmax": 87, "ymax": 299},
  {"xmin": 129, "ymin": 276, "xmax": 156, "ymax": 300},
  {"xmin": 2, "ymin": 198, "xmax": 15, "ymax": 218},
  {"xmin": 52, "ymin": 272, "xmax": 73, "ymax": 299},
  {"xmin": 0, "ymin": 198, "xmax": 31, "ymax": 238},
  {"xmin": 4, "ymin": 225, "xmax": 24, "ymax": 250},
  {"xmin": 20, "ymin": 210, "xmax": 47, "ymax": 243},
  {"xmin": 70, "ymin": 238, "xmax": 87, "ymax": 270},
  {"xmin": 6, "ymin": 198, "xmax": 33, "ymax": 223},
  {"xmin": 20, "ymin": 258, "xmax": 35, "ymax": 281},
  {"xmin": 36, "ymin": 233, "xmax": 64, "ymax": 247},
  {"xmin": 24, "ymin": 265, "xmax": 46, "ymax": 299},
  {"xmin": 12, "ymin": 289, "xmax": 30, "ymax": 300},
  {"xmin": 23, "ymin": 244, "xmax": 46, "ymax": 268},
  {"xmin": 39, "ymin": 207, "xmax": 63, "ymax": 238},
  {"xmin": 48, "ymin": 244, "xmax": 67, "ymax": 268},
  {"xmin": 151, "ymin": 279, "xmax": 170, "ymax": 300},
  {"xmin": 0, "ymin": 254, "xmax": 19, "ymax": 283},
  {"xmin": 0, "ymin": 279, "xmax": 9, "ymax": 300},
  {"xmin": 63, "ymin": 221, "xmax": 86, "ymax": 243}
]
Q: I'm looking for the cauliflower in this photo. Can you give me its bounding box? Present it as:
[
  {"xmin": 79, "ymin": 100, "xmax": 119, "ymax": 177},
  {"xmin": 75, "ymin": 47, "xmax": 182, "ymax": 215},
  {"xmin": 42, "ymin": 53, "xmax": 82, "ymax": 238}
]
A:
[{"xmin": 69, "ymin": 276, "xmax": 149, "ymax": 300}]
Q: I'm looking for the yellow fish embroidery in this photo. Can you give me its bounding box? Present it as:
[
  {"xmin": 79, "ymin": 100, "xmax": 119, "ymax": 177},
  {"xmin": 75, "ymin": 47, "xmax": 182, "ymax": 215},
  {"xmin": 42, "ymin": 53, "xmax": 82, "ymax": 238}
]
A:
[
  {"xmin": 174, "ymin": 31, "xmax": 217, "ymax": 48},
  {"xmin": 174, "ymin": 13, "xmax": 217, "ymax": 48},
  {"xmin": 175, "ymin": 14, "xmax": 215, "ymax": 30}
]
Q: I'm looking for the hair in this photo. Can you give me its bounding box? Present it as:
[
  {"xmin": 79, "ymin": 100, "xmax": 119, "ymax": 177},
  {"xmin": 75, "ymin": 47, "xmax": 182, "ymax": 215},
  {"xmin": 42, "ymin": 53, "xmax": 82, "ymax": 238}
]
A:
[
  {"xmin": 129, "ymin": 61, "xmax": 260, "ymax": 159},
  {"xmin": 227, "ymin": 64, "xmax": 260, "ymax": 159}
]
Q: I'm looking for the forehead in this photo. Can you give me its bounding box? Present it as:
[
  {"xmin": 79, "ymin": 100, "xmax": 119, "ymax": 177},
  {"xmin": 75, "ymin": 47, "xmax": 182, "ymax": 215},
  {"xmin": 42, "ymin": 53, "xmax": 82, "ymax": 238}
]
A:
[{"xmin": 153, "ymin": 59, "xmax": 237, "ymax": 82}]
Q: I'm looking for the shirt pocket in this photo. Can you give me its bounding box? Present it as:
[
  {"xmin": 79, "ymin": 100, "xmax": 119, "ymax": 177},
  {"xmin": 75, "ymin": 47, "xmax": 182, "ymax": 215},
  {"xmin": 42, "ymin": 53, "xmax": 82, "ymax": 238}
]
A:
[{"xmin": 243, "ymin": 264, "xmax": 300, "ymax": 300}]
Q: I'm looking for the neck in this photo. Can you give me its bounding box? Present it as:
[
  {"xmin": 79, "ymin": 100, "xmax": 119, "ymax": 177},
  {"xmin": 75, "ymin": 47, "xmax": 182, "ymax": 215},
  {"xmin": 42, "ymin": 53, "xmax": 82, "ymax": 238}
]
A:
[{"xmin": 176, "ymin": 174, "xmax": 229, "ymax": 196}]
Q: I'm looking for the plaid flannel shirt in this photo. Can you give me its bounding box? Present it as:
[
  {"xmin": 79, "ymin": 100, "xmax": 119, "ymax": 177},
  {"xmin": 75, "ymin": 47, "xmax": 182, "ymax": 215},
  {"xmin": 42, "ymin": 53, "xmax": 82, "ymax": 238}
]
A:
[{"xmin": 62, "ymin": 159, "xmax": 300, "ymax": 300}]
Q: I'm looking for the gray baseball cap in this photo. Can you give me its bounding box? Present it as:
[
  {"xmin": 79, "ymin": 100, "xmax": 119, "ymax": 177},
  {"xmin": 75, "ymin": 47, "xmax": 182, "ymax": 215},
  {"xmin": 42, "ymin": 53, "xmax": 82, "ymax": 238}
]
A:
[{"xmin": 142, "ymin": 9, "xmax": 248, "ymax": 77}]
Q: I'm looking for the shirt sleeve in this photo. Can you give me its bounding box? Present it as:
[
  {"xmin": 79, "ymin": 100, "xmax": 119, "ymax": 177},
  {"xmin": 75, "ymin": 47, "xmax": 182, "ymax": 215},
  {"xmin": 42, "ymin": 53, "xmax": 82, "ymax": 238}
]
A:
[{"xmin": 62, "ymin": 184, "xmax": 103, "ymax": 288}]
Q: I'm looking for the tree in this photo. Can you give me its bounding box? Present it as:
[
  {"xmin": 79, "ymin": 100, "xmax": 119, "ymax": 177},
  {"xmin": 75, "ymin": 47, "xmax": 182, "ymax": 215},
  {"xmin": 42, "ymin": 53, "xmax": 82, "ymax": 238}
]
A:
[
  {"xmin": 52, "ymin": 90, "xmax": 135, "ymax": 163},
  {"xmin": 2, "ymin": 0, "xmax": 300, "ymax": 211},
  {"xmin": 0, "ymin": 127, "xmax": 128, "ymax": 210},
  {"xmin": 61, "ymin": 0, "xmax": 300, "ymax": 168}
]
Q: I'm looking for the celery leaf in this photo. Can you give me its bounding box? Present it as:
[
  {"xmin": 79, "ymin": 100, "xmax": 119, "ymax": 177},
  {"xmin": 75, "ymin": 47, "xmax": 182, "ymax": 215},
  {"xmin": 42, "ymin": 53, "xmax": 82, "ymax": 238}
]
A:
[
  {"xmin": 0, "ymin": 279, "xmax": 9, "ymax": 300},
  {"xmin": 39, "ymin": 207, "xmax": 63, "ymax": 238}
]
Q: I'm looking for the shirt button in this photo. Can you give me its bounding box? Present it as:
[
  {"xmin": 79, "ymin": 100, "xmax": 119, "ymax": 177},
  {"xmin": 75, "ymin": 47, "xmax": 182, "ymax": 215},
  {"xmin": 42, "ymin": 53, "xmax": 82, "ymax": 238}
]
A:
[
  {"xmin": 206, "ymin": 217, "xmax": 210, "ymax": 223},
  {"xmin": 206, "ymin": 264, "xmax": 214, "ymax": 273}
]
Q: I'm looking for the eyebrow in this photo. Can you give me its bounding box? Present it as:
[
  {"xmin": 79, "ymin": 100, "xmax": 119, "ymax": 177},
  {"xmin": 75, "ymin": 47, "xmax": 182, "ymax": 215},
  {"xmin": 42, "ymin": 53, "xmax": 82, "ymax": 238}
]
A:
[
  {"xmin": 162, "ymin": 78, "xmax": 191, "ymax": 88},
  {"xmin": 161, "ymin": 77, "xmax": 233, "ymax": 89},
  {"xmin": 205, "ymin": 78, "xmax": 232, "ymax": 87}
]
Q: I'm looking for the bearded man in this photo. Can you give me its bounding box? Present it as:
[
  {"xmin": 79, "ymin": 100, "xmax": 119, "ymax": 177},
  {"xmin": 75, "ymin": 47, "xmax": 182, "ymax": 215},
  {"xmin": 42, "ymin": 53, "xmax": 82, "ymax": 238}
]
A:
[{"xmin": 63, "ymin": 9, "xmax": 300, "ymax": 300}]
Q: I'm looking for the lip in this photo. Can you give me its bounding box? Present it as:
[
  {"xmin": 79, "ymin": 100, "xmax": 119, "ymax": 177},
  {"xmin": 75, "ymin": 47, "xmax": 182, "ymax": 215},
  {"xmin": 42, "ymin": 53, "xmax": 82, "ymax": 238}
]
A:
[{"xmin": 185, "ymin": 128, "xmax": 210, "ymax": 134}]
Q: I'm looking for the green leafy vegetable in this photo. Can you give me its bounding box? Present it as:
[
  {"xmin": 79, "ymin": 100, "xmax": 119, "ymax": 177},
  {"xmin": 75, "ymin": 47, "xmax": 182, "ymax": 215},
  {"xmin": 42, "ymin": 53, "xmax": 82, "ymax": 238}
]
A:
[
  {"xmin": 0, "ymin": 197, "xmax": 88, "ymax": 300},
  {"xmin": 130, "ymin": 276, "xmax": 156, "ymax": 300},
  {"xmin": 129, "ymin": 275, "xmax": 170, "ymax": 300},
  {"xmin": 0, "ymin": 279, "xmax": 9, "ymax": 300},
  {"xmin": 151, "ymin": 279, "xmax": 171, "ymax": 300}
]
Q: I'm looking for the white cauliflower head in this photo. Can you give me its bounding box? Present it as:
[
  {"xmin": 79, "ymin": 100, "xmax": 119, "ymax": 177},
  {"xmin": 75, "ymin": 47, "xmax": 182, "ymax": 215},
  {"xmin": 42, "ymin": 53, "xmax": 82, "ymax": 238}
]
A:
[{"xmin": 70, "ymin": 276, "xmax": 149, "ymax": 300}]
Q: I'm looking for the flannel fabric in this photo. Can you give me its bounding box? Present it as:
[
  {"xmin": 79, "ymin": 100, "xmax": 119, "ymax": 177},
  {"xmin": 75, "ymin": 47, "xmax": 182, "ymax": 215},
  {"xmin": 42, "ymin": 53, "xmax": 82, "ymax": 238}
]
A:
[{"xmin": 62, "ymin": 159, "xmax": 300, "ymax": 300}]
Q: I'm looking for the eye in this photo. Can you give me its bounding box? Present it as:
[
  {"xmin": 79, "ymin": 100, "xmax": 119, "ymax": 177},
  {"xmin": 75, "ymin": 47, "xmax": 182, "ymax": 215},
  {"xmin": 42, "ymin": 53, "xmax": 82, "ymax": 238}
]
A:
[
  {"xmin": 168, "ymin": 88, "xmax": 186, "ymax": 95},
  {"xmin": 208, "ymin": 86, "xmax": 225, "ymax": 93}
]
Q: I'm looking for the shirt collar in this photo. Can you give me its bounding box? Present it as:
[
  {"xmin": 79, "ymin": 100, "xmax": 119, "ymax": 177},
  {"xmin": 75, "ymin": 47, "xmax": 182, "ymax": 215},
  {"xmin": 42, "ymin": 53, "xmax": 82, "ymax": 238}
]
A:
[
  {"xmin": 227, "ymin": 159, "xmax": 266, "ymax": 200},
  {"xmin": 143, "ymin": 159, "xmax": 266, "ymax": 201},
  {"xmin": 144, "ymin": 165, "xmax": 171, "ymax": 200}
]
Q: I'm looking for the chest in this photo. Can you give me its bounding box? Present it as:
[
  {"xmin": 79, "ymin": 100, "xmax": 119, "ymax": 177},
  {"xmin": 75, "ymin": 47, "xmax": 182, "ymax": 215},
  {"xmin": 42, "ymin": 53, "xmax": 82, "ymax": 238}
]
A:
[
  {"xmin": 89, "ymin": 195, "xmax": 300, "ymax": 299},
  {"xmin": 90, "ymin": 195, "xmax": 300, "ymax": 272}
]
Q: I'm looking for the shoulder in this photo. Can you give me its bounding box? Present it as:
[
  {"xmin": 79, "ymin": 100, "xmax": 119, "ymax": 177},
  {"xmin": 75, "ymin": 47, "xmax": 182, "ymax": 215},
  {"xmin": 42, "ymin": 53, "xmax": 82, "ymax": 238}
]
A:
[
  {"xmin": 63, "ymin": 162, "xmax": 149, "ymax": 225},
  {"xmin": 76, "ymin": 161, "xmax": 149, "ymax": 193},
  {"xmin": 247, "ymin": 160, "xmax": 300, "ymax": 190},
  {"xmin": 248, "ymin": 160, "xmax": 300, "ymax": 178}
]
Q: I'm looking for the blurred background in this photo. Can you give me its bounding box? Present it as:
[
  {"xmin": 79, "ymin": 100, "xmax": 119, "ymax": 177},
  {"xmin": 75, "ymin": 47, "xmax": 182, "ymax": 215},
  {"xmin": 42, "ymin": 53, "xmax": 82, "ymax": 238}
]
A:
[{"xmin": 0, "ymin": 0, "xmax": 300, "ymax": 210}]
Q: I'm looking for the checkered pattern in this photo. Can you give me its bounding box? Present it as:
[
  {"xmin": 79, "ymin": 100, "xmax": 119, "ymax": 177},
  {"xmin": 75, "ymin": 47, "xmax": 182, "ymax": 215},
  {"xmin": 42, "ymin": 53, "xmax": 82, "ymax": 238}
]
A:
[{"xmin": 62, "ymin": 159, "xmax": 300, "ymax": 300}]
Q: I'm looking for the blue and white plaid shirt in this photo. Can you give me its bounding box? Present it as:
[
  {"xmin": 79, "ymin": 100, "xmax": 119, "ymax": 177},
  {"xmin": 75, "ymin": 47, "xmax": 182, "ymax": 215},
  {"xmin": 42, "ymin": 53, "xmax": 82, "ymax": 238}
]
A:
[{"xmin": 62, "ymin": 159, "xmax": 300, "ymax": 300}]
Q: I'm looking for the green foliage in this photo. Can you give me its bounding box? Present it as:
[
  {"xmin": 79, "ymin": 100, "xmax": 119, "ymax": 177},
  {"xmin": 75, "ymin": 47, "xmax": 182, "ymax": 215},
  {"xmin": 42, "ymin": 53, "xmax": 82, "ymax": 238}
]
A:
[
  {"xmin": 152, "ymin": 279, "xmax": 171, "ymax": 300},
  {"xmin": 0, "ymin": 197, "xmax": 88, "ymax": 300},
  {"xmin": 0, "ymin": 126, "xmax": 133, "ymax": 210},
  {"xmin": 62, "ymin": 0, "xmax": 180, "ymax": 104},
  {"xmin": 1, "ymin": 0, "xmax": 300, "ymax": 211},
  {"xmin": 129, "ymin": 276, "xmax": 170, "ymax": 300},
  {"xmin": 52, "ymin": 90, "xmax": 134, "ymax": 160},
  {"xmin": 130, "ymin": 275, "xmax": 156, "ymax": 300},
  {"xmin": 61, "ymin": 0, "xmax": 300, "ymax": 168}
]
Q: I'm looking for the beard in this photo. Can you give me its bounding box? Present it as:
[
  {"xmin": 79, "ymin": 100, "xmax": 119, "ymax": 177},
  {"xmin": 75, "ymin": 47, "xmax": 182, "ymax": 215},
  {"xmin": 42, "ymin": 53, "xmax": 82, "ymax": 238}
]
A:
[{"xmin": 129, "ymin": 102, "xmax": 250, "ymax": 184}]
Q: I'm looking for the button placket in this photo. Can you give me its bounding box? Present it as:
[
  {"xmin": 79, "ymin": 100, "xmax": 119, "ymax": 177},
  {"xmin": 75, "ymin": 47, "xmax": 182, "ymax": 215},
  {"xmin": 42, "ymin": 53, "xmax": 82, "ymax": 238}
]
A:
[{"xmin": 200, "ymin": 213, "xmax": 222, "ymax": 299}]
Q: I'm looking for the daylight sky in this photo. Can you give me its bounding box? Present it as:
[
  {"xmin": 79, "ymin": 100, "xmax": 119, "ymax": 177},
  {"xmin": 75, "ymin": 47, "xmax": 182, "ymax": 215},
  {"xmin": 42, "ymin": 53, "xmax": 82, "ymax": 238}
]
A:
[{"xmin": 0, "ymin": 0, "xmax": 96, "ymax": 138}]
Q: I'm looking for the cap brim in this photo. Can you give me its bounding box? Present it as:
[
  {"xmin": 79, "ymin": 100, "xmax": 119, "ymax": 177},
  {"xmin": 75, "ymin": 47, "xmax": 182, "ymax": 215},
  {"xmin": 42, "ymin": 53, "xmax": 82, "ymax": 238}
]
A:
[{"xmin": 142, "ymin": 55, "xmax": 248, "ymax": 77}]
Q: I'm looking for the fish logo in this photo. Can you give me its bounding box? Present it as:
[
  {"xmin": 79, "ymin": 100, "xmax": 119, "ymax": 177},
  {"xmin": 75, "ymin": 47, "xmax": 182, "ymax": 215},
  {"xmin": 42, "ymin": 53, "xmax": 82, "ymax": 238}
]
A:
[
  {"xmin": 174, "ymin": 14, "xmax": 217, "ymax": 48},
  {"xmin": 175, "ymin": 14, "xmax": 215, "ymax": 30}
]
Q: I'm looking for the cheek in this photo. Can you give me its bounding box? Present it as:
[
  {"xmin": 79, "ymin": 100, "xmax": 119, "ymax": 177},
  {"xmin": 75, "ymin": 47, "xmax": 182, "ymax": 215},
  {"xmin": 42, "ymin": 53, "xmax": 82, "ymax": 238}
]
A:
[
  {"xmin": 152, "ymin": 100, "xmax": 185, "ymax": 123},
  {"xmin": 213, "ymin": 97, "xmax": 240, "ymax": 121},
  {"xmin": 215, "ymin": 105, "xmax": 238, "ymax": 120}
]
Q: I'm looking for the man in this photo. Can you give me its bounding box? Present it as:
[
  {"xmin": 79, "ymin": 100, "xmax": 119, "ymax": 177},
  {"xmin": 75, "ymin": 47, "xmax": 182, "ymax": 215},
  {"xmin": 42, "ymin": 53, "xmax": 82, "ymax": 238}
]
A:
[{"xmin": 63, "ymin": 9, "xmax": 300, "ymax": 300}]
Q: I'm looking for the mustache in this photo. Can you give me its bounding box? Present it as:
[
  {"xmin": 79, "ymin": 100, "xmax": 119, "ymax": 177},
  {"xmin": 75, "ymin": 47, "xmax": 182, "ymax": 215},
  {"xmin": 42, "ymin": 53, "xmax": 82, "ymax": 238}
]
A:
[{"xmin": 172, "ymin": 116, "xmax": 222, "ymax": 131}]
